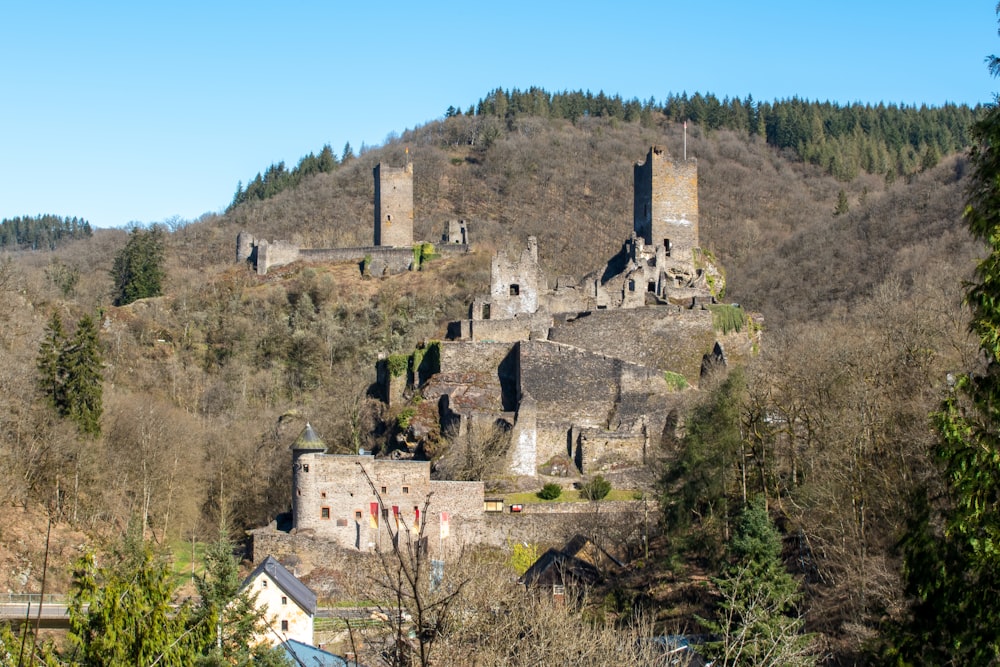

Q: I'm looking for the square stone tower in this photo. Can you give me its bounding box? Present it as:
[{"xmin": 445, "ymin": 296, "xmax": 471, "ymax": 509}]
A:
[
  {"xmin": 373, "ymin": 162, "xmax": 414, "ymax": 247},
  {"xmin": 633, "ymin": 146, "xmax": 699, "ymax": 263}
]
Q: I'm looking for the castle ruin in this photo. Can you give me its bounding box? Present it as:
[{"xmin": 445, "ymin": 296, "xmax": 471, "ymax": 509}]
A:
[
  {"xmin": 237, "ymin": 159, "xmax": 468, "ymax": 276},
  {"xmin": 387, "ymin": 146, "xmax": 754, "ymax": 482}
]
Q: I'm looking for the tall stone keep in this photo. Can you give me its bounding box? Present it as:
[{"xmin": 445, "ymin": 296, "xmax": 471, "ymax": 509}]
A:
[
  {"xmin": 373, "ymin": 162, "xmax": 414, "ymax": 247},
  {"xmin": 633, "ymin": 146, "xmax": 699, "ymax": 263}
]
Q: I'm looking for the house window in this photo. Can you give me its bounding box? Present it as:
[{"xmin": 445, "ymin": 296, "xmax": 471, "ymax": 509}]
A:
[
  {"xmin": 402, "ymin": 486, "xmax": 409, "ymax": 494},
  {"xmin": 509, "ymin": 284, "xmax": 520, "ymax": 296},
  {"xmin": 302, "ymin": 464, "xmax": 309, "ymax": 473},
  {"xmin": 664, "ymin": 239, "xmax": 671, "ymax": 256},
  {"xmin": 647, "ymin": 281, "xmax": 656, "ymax": 293},
  {"xmin": 482, "ymin": 304, "xmax": 491, "ymax": 320},
  {"xmin": 281, "ymin": 596, "xmax": 288, "ymax": 606},
  {"xmin": 382, "ymin": 508, "xmax": 389, "ymax": 520},
  {"xmin": 281, "ymin": 620, "xmax": 289, "ymax": 632},
  {"xmin": 628, "ymin": 280, "xmax": 635, "ymax": 292},
  {"xmin": 321, "ymin": 491, "xmax": 327, "ymax": 499},
  {"xmin": 355, "ymin": 510, "xmax": 363, "ymax": 520},
  {"xmin": 381, "ymin": 486, "xmax": 387, "ymax": 494},
  {"xmin": 261, "ymin": 580, "xmax": 268, "ymax": 588},
  {"xmin": 321, "ymin": 507, "xmax": 330, "ymax": 519}
]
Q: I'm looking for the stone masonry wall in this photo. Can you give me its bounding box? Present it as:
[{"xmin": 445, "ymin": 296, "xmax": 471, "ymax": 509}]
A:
[
  {"xmin": 518, "ymin": 340, "xmax": 620, "ymax": 430},
  {"xmin": 633, "ymin": 146, "xmax": 699, "ymax": 263},
  {"xmin": 256, "ymin": 240, "xmax": 301, "ymax": 275},
  {"xmin": 374, "ymin": 163, "xmax": 414, "ymax": 247},
  {"xmin": 251, "ymin": 501, "xmax": 647, "ymax": 570},
  {"xmin": 548, "ymin": 307, "xmax": 715, "ymax": 383},
  {"xmin": 291, "ymin": 454, "xmax": 482, "ymax": 555}
]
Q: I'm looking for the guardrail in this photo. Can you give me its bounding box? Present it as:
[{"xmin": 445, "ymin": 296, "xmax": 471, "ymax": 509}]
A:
[{"xmin": 0, "ymin": 594, "xmax": 66, "ymax": 605}]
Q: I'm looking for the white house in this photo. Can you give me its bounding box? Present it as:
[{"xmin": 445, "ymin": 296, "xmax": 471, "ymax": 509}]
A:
[{"xmin": 241, "ymin": 555, "xmax": 317, "ymax": 647}]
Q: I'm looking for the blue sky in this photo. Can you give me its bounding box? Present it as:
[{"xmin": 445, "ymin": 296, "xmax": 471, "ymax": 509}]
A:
[{"xmin": 2, "ymin": 1, "xmax": 997, "ymax": 229}]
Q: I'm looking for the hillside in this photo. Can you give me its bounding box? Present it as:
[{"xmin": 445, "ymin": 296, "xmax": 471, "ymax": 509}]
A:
[{"xmin": 0, "ymin": 108, "xmax": 982, "ymax": 663}]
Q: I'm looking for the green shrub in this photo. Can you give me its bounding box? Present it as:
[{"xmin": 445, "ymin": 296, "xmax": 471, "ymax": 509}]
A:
[
  {"xmin": 396, "ymin": 407, "xmax": 416, "ymax": 430},
  {"xmin": 663, "ymin": 370, "xmax": 689, "ymax": 391},
  {"xmin": 707, "ymin": 303, "xmax": 746, "ymax": 334},
  {"xmin": 537, "ymin": 483, "xmax": 563, "ymax": 500},
  {"xmin": 580, "ymin": 475, "xmax": 612, "ymax": 501},
  {"xmin": 387, "ymin": 353, "xmax": 408, "ymax": 378},
  {"xmin": 509, "ymin": 540, "xmax": 539, "ymax": 575}
]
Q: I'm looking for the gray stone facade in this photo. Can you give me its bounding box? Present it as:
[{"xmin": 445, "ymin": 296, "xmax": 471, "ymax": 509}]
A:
[
  {"xmin": 290, "ymin": 435, "xmax": 483, "ymax": 557},
  {"xmin": 406, "ymin": 146, "xmax": 755, "ymax": 479},
  {"xmin": 373, "ymin": 163, "xmax": 414, "ymax": 247}
]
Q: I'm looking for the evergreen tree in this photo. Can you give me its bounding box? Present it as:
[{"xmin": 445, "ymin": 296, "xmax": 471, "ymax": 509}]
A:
[
  {"xmin": 63, "ymin": 315, "xmax": 103, "ymax": 437},
  {"xmin": 318, "ymin": 143, "xmax": 337, "ymax": 172},
  {"xmin": 193, "ymin": 530, "xmax": 290, "ymax": 666},
  {"xmin": 36, "ymin": 312, "xmax": 67, "ymax": 414},
  {"xmin": 342, "ymin": 141, "xmax": 354, "ymax": 162},
  {"xmin": 68, "ymin": 535, "xmax": 198, "ymax": 666},
  {"xmin": 701, "ymin": 501, "xmax": 814, "ymax": 666},
  {"xmin": 834, "ymin": 189, "xmax": 849, "ymax": 216},
  {"xmin": 885, "ymin": 12, "xmax": 1000, "ymax": 664},
  {"xmin": 36, "ymin": 313, "xmax": 103, "ymax": 437},
  {"xmin": 110, "ymin": 225, "xmax": 166, "ymax": 306}
]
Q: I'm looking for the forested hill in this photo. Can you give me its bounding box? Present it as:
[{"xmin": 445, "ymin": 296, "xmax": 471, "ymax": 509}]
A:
[
  {"xmin": 0, "ymin": 214, "xmax": 92, "ymax": 251},
  {"xmin": 227, "ymin": 88, "xmax": 977, "ymax": 214},
  {"xmin": 210, "ymin": 89, "xmax": 978, "ymax": 325}
]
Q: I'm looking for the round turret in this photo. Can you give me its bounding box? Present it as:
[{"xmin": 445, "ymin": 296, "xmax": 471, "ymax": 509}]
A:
[{"xmin": 291, "ymin": 423, "xmax": 327, "ymax": 530}]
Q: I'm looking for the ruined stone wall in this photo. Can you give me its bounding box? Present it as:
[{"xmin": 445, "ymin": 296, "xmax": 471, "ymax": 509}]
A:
[
  {"xmin": 237, "ymin": 232, "xmax": 255, "ymax": 263},
  {"xmin": 576, "ymin": 430, "xmax": 648, "ymax": 474},
  {"xmin": 465, "ymin": 314, "xmax": 551, "ymax": 343},
  {"xmin": 484, "ymin": 238, "xmax": 542, "ymax": 319},
  {"xmin": 440, "ymin": 341, "xmax": 516, "ymax": 376},
  {"xmin": 633, "ymin": 146, "xmax": 699, "ymax": 263},
  {"xmin": 442, "ymin": 220, "xmax": 468, "ymax": 245},
  {"xmin": 475, "ymin": 500, "xmax": 647, "ymax": 550},
  {"xmin": 256, "ymin": 240, "xmax": 301, "ymax": 275},
  {"xmin": 518, "ymin": 340, "xmax": 621, "ymax": 430},
  {"xmin": 374, "ymin": 163, "xmax": 414, "ymax": 247},
  {"xmin": 548, "ymin": 307, "xmax": 715, "ymax": 382}
]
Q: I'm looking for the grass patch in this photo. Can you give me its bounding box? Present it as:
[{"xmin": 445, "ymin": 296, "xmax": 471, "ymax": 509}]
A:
[
  {"xmin": 505, "ymin": 489, "xmax": 638, "ymax": 504},
  {"xmin": 663, "ymin": 370, "xmax": 689, "ymax": 391},
  {"xmin": 168, "ymin": 538, "xmax": 207, "ymax": 582},
  {"xmin": 707, "ymin": 303, "xmax": 746, "ymax": 334}
]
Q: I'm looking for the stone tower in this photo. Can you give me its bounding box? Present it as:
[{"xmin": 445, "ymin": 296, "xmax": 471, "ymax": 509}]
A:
[
  {"xmin": 290, "ymin": 423, "xmax": 327, "ymax": 531},
  {"xmin": 373, "ymin": 162, "xmax": 414, "ymax": 247},
  {"xmin": 633, "ymin": 146, "xmax": 699, "ymax": 263}
]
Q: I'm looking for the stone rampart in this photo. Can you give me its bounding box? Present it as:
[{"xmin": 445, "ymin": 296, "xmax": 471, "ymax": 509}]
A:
[
  {"xmin": 577, "ymin": 429, "xmax": 648, "ymax": 474},
  {"xmin": 251, "ymin": 500, "xmax": 648, "ymax": 571},
  {"xmin": 476, "ymin": 500, "xmax": 646, "ymax": 550},
  {"xmin": 548, "ymin": 307, "xmax": 715, "ymax": 382},
  {"xmin": 256, "ymin": 240, "xmax": 301, "ymax": 275},
  {"xmin": 518, "ymin": 340, "xmax": 622, "ymax": 429}
]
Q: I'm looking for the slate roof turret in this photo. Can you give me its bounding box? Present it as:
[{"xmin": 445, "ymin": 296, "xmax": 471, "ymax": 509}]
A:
[{"xmin": 291, "ymin": 422, "xmax": 327, "ymax": 453}]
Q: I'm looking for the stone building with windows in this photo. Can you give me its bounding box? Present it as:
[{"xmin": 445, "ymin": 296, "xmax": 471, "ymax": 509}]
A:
[{"xmin": 288, "ymin": 424, "xmax": 484, "ymax": 556}]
